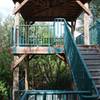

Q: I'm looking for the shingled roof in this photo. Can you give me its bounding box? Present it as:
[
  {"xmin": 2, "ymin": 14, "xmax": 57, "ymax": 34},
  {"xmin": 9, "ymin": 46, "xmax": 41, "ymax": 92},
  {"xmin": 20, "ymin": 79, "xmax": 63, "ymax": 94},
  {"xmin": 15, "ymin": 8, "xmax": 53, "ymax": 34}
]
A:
[{"xmin": 12, "ymin": 0, "xmax": 91, "ymax": 22}]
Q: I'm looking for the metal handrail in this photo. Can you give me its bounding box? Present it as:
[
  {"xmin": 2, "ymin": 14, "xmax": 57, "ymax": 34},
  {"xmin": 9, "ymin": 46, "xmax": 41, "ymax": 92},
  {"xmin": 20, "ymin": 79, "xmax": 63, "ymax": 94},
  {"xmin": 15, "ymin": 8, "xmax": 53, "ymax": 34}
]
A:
[
  {"xmin": 11, "ymin": 24, "xmax": 64, "ymax": 47},
  {"xmin": 61, "ymin": 18, "xmax": 99, "ymax": 99},
  {"xmin": 15, "ymin": 90, "xmax": 90, "ymax": 100}
]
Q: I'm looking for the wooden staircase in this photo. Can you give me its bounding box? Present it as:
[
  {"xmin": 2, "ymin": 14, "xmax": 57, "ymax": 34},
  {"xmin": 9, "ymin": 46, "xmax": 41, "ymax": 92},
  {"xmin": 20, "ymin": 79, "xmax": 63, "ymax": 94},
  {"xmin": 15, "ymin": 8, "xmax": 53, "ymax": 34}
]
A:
[{"xmin": 78, "ymin": 45, "xmax": 100, "ymax": 95}]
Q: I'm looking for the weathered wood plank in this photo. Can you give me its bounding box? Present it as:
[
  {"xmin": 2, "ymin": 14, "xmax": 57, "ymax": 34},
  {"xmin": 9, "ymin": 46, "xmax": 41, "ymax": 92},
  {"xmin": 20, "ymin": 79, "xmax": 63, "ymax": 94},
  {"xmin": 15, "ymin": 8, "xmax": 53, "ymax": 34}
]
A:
[
  {"xmin": 11, "ymin": 46, "xmax": 64, "ymax": 54},
  {"xmin": 76, "ymin": 0, "xmax": 92, "ymax": 15},
  {"xmin": 14, "ymin": 0, "xmax": 29, "ymax": 14},
  {"xmin": 13, "ymin": 2, "xmax": 20, "ymax": 100},
  {"xmin": 83, "ymin": 2, "xmax": 90, "ymax": 45},
  {"xmin": 12, "ymin": 54, "xmax": 27, "ymax": 70},
  {"xmin": 56, "ymin": 53, "xmax": 67, "ymax": 63}
]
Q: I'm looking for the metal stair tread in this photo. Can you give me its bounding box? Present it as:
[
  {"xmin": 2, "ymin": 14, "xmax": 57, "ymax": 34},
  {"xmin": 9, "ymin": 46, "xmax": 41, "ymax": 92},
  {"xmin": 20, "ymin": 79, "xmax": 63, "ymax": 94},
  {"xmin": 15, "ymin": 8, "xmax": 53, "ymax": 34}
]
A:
[
  {"xmin": 80, "ymin": 52, "xmax": 100, "ymax": 55},
  {"xmin": 96, "ymin": 85, "xmax": 100, "ymax": 88},
  {"xmin": 89, "ymin": 69, "xmax": 100, "ymax": 72},
  {"xmin": 86, "ymin": 62, "xmax": 100, "ymax": 65},
  {"xmin": 92, "ymin": 76, "xmax": 100, "ymax": 79}
]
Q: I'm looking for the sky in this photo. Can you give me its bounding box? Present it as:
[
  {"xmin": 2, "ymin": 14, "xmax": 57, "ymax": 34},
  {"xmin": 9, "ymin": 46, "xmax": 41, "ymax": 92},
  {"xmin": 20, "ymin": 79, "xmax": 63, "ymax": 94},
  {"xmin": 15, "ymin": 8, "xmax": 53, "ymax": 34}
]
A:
[{"xmin": 0, "ymin": 0, "xmax": 14, "ymax": 19}]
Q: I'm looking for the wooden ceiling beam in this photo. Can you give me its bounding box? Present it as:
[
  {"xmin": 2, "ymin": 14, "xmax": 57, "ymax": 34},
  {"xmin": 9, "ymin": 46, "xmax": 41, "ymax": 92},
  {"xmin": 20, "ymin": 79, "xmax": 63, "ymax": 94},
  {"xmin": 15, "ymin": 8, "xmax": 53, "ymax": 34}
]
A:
[
  {"xmin": 14, "ymin": 0, "xmax": 29, "ymax": 14},
  {"xmin": 28, "ymin": 1, "xmax": 78, "ymax": 17},
  {"xmin": 76, "ymin": 0, "xmax": 92, "ymax": 15}
]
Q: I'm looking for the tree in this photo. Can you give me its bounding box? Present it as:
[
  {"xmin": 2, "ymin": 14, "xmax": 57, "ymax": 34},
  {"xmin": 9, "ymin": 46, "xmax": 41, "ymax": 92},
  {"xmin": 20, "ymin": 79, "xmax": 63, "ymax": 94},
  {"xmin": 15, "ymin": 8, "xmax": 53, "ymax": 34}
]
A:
[{"xmin": 0, "ymin": 16, "xmax": 14, "ymax": 99}]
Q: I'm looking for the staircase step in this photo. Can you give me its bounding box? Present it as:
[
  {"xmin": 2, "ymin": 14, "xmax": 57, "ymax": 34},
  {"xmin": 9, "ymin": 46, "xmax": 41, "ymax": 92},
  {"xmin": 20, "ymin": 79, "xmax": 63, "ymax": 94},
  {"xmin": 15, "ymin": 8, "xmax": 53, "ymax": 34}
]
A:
[
  {"xmin": 92, "ymin": 76, "xmax": 100, "ymax": 79},
  {"xmin": 86, "ymin": 62, "xmax": 100, "ymax": 66},
  {"xmin": 85, "ymin": 60, "xmax": 100, "ymax": 65},
  {"xmin": 82, "ymin": 55, "xmax": 100, "ymax": 60},
  {"xmin": 78, "ymin": 45, "xmax": 100, "ymax": 94},
  {"xmin": 94, "ymin": 80, "xmax": 100, "ymax": 85},
  {"xmin": 90, "ymin": 71, "xmax": 100, "ymax": 77},
  {"xmin": 80, "ymin": 51, "xmax": 100, "ymax": 55},
  {"xmin": 96, "ymin": 85, "xmax": 100, "ymax": 88},
  {"xmin": 89, "ymin": 69, "xmax": 100, "ymax": 72},
  {"xmin": 79, "ymin": 47, "xmax": 100, "ymax": 53}
]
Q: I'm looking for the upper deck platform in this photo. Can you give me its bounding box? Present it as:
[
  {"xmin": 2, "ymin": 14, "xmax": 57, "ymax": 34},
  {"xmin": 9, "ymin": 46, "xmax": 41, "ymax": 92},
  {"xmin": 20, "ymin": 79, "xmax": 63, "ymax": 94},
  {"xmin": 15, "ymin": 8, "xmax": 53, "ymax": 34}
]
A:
[
  {"xmin": 12, "ymin": 0, "xmax": 91, "ymax": 22},
  {"xmin": 11, "ymin": 21, "xmax": 64, "ymax": 54}
]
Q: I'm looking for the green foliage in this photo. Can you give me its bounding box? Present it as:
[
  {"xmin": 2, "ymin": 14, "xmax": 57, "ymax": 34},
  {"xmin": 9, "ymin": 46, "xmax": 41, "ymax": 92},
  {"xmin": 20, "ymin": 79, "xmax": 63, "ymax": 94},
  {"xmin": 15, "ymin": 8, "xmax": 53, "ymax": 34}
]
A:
[
  {"xmin": 0, "ymin": 16, "xmax": 14, "ymax": 47},
  {"xmin": 29, "ymin": 55, "xmax": 73, "ymax": 90},
  {"xmin": 0, "ymin": 16, "xmax": 13, "ymax": 99},
  {"xmin": 0, "ymin": 48, "xmax": 13, "ymax": 99},
  {"xmin": 0, "ymin": 81, "xmax": 8, "ymax": 97},
  {"xmin": 90, "ymin": 0, "xmax": 100, "ymax": 20}
]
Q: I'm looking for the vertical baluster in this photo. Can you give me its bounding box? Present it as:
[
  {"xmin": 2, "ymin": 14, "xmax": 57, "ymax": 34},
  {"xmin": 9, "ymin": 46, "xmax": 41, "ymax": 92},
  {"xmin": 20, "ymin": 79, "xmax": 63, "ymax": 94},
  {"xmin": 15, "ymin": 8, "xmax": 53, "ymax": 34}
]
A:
[
  {"xmin": 50, "ymin": 25, "xmax": 52, "ymax": 45},
  {"xmin": 13, "ymin": 26, "xmax": 16, "ymax": 47},
  {"xmin": 57, "ymin": 21, "xmax": 58, "ymax": 46},
  {"xmin": 20, "ymin": 26, "xmax": 21, "ymax": 46},
  {"xmin": 22, "ymin": 26, "xmax": 23, "ymax": 46},
  {"xmin": 16, "ymin": 25, "xmax": 19, "ymax": 46},
  {"xmin": 60, "ymin": 21, "xmax": 62, "ymax": 45},
  {"xmin": 34, "ymin": 25, "xmax": 36, "ymax": 46},
  {"xmin": 66, "ymin": 94, "xmax": 68, "ymax": 100},
  {"xmin": 11, "ymin": 27, "xmax": 13, "ymax": 46},
  {"xmin": 41, "ymin": 26, "xmax": 44, "ymax": 46},
  {"xmin": 52, "ymin": 24, "xmax": 53, "ymax": 46},
  {"xmin": 48, "ymin": 25, "xmax": 50, "ymax": 46},
  {"xmin": 28, "ymin": 25, "xmax": 30, "ymax": 46},
  {"xmin": 24, "ymin": 25, "xmax": 25, "ymax": 46},
  {"xmin": 53, "ymin": 21, "xmax": 56, "ymax": 45},
  {"xmin": 59, "ymin": 21, "xmax": 60, "ymax": 46},
  {"xmin": 43, "ymin": 94, "xmax": 46, "ymax": 100},
  {"xmin": 33, "ymin": 25, "xmax": 34, "ymax": 46},
  {"xmin": 61, "ymin": 21, "xmax": 64, "ymax": 45},
  {"xmin": 36, "ymin": 25, "xmax": 38, "ymax": 46},
  {"xmin": 35, "ymin": 94, "xmax": 37, "ymax": 100},
  {"xmin": 63, "ymin": 94, "xmax": 66, "ymax": 100}
]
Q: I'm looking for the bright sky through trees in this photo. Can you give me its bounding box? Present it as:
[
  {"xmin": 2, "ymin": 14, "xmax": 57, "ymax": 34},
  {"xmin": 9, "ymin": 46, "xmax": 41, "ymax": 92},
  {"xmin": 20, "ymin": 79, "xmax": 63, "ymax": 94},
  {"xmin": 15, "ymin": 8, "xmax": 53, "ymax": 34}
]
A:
[{"xmin": 0, "ymin": 0, "xmax": 14, "ymax": 18}]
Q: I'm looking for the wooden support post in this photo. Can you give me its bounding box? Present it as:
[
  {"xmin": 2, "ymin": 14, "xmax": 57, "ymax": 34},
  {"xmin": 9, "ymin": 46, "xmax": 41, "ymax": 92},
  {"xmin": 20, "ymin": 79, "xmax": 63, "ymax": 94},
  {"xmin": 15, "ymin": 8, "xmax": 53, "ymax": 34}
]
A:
[
  {"xmin": 24, "ymin": 22, "xmax": 29, "ymax": 90},
  {"xmin": 13, "ymin": 56, "xmax": 19, "ymax": 100},
  {"xmin": 12, "ymin": 54, "xmax": 27, "ymax": 70},
  {"xmin": 71, "ymin": 21, "xmax": 76, "ymax": 36},
  {"xmin": 13, "ymin": 2, "xmax": 20, "ymax": 100},
  {"xmin": 24, "ymin": 56, "xmax": 29, "ymax": 90},
  {"xmin": 84, "ymin": 3, "xmax": 90, "ymax": 45}
]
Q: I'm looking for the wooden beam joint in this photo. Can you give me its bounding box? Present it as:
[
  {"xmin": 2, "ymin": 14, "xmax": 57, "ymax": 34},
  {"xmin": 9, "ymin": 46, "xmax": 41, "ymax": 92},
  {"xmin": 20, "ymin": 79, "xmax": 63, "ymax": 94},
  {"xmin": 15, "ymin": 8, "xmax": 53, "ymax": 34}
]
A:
[
  {"xmin": 11, "ymin": 54, "xmax": 27, "ymax": 70},
  {"xmin": 56, "ymin": 54, "xmax": 67, "ymax": 63},
  {"xmin": 13, "ymin": 0, "xmax": 29, "ymax": 14},
  {"xmin": 76, "ymin": 0, "xmax": 92, "ymax": 16}
]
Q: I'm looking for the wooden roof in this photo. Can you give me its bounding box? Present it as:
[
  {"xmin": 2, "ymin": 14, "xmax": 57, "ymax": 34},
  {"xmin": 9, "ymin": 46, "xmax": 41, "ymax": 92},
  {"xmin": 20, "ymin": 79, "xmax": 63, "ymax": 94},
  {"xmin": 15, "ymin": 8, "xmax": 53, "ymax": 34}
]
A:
[{"xmin": 12, "ymin": 0, "xmax": 91, "ymax": 22}]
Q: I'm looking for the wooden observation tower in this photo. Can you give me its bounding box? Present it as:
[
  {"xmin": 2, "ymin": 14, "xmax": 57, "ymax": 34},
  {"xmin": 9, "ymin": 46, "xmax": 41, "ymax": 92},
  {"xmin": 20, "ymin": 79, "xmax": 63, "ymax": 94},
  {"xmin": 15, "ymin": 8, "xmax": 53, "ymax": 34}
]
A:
[{"xmin": 11, "ymin": 0, "xmax": 100, "ymax": 100}]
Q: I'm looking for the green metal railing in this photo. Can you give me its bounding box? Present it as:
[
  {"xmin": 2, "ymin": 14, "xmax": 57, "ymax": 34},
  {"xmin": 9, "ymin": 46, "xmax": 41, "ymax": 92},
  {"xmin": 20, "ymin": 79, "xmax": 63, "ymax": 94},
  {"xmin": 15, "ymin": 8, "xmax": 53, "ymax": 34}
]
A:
[
  {"xmin": 76, "ymin": 34, "xmax": 84, "ymax": 45},
  {"xmin": 62, "ymin": 18, "xmax": 99, "ymax": 100},
  {"xmin": 11, "ymin": 24, "xmax": 64, "ymax": 47},
  {"xmin": 76, "ymin": 21, "xmax": 100, "ymax": 45},
  {"xmin": 14, "ymin": 90, "xmax": 91, "ymax": 100},
  {"xmin": 89, "ymin": 21, "xmax": 100, "ymax": 45}
]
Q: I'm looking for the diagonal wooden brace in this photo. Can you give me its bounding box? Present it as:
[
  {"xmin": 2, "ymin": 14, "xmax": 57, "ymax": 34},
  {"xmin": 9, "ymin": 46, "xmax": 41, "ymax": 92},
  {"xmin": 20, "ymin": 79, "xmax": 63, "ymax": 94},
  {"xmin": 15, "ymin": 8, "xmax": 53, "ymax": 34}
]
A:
[
  {"xmin": 12, "ymin": 54, "xmax": 27, "ymax": 70},
  {"xmin": 56, "ymin": 53, "xmax": 67, "ymax": 63},
  {"xmin": 13, "ymin": 0, "xmax": 29, "ymax": 14},
  {"xmin": 76, "ymin": 0, "xmax": 92, "ymax": 16}
]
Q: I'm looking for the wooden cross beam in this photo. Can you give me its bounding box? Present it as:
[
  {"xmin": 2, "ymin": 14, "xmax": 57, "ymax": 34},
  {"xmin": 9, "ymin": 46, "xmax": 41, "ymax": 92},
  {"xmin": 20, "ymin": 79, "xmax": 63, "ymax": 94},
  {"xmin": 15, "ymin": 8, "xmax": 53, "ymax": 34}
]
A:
[
  {"xmin": 56, "ymin": 54, "xmax": 67, "ymax": 63},
  {"xmin": 12, "ymin": 54, "xmax": 27, "ymax": 70},
  {"xmin": 14, "ymin": 0, "xmax": 29, "ymax": 14},
  {"xmin": 76, "ymin": 0, "xmax": 92, "ymax": 16}
]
